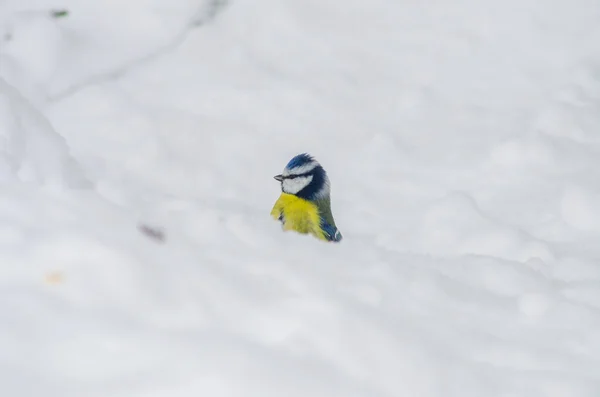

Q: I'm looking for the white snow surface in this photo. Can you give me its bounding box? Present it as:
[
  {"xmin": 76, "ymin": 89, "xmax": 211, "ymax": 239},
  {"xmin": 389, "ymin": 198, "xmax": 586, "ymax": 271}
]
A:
[{"xmin": 1, "ymin": 0, "xmax": 600, "ymax": 395}]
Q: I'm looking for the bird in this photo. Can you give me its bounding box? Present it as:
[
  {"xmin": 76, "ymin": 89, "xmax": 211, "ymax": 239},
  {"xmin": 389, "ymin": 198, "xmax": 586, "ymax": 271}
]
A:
[{"xmin": 271, "ymin": 153, "xmax": 342, "ymax": 242}]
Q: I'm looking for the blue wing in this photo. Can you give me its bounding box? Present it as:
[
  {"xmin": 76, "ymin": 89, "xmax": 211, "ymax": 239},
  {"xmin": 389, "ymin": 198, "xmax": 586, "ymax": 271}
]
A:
[{"xmin": 320, "ymin": 218, "xmax": 343, "ymax": 242}]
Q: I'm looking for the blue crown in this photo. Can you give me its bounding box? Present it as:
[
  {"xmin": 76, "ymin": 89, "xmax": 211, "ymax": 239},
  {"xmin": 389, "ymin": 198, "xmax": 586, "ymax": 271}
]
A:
[
  {"xmin": 280, "ymin": 153, "xmax": 329, "ymax": 200},
  {"xmin": 285, "ymin": 153, "xmax": 315, "ymax": 171}
]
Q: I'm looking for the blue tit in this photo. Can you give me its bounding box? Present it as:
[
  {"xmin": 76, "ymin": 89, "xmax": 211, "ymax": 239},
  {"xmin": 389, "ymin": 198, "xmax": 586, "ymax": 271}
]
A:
[{"xmin": 271, "ymin": 153, "xmax": 342, "ymax": 242}]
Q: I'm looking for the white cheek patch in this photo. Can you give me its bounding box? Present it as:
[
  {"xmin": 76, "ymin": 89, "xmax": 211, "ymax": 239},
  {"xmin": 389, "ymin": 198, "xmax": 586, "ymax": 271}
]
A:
[
  {"xmin": 282, "ymin": 175, "xmax": 313, "ymax": 194},
  {"xmin": 282, "ymin": 161, "xmax": 318, "ymax": 177}
]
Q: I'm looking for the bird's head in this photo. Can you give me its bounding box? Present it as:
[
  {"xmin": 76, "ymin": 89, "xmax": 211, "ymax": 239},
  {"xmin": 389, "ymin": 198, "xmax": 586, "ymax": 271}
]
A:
[{"xmin": 274, "ymin": 153, "xmax": 331, "ymax": 201}]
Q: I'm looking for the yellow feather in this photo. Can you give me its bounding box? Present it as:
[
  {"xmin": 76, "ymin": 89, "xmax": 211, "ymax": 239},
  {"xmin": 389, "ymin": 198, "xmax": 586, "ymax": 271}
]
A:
[{"xmin": 271, "ymin": 193, "xmax": 327, "ymax": 241}]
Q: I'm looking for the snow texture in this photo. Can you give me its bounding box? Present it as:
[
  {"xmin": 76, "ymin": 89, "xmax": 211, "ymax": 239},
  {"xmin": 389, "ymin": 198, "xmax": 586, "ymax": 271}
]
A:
[{"xmin": 1, "ymin": 0, "xmax": 600, "ymax": 396}]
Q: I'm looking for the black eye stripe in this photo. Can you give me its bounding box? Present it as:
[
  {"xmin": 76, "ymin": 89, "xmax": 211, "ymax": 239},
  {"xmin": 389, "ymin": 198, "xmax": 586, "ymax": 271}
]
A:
[{"xmin": 283, "ymin": 172, "xmax": 312, "ymax": 180}]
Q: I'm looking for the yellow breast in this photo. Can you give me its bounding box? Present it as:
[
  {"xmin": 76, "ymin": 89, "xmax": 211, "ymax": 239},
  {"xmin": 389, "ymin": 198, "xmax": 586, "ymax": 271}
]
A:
[{"xmin": 270, "ymin": 193, "xmax": 326, "ymax": 240}]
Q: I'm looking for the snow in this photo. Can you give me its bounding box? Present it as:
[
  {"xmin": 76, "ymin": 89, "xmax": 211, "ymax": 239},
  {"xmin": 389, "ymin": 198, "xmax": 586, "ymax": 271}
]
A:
[
  {"xmin": 1, "ymin": 0, "xmax": 600, "ymax": 396},
  {"xmin": 0, "ymin": 78, "xmax": 89, "ymax": 186}
]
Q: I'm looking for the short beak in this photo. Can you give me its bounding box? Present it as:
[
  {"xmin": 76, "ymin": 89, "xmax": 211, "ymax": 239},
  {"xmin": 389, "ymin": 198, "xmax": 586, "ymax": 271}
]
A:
[{"xmin": 274, "ymin": 174, "xmax": 283, "ymax": 182}]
